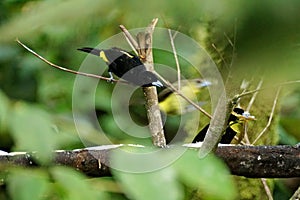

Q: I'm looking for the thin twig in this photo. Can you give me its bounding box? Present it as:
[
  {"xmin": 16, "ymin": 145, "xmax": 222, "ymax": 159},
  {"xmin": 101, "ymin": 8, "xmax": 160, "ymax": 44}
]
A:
[
  {"xmin": 278, "ymin": 80, "xmax": 300, "ymax": 86},
  {"xmin": 239, "ymin": 79, "xmax": 281, "ymax": 199},
  {"xmin": 236, "ymin": 79, "xmax": 251, "ymax": 144},
  {"xmin": 241, "ymin": 123, "xmax": 250, "ymax": 144},
  {"xmin": 172, "ymin": 31, "xmax": 179, "ymax": 40},
  {"xmin": 16, "ymin": 39, "xmax": 126, "ymax": 83},
  {"xmin": 236, "ymin": 80, "xmax": 300, "ymax": 100},
  {"xmin": 148, "ymin": 18, "xmax": 158, "ymax": 34},
  {"xmin": 123, "ymin": 35, "xmax": 138, "ymax": 56},
  {"xmin": 242, "ymin": 79, "xmax": 264, "ymax": 144},
  {"xmin": 224, "ymin": 32, "xmax": 234, "ymax": 48},
  {"xmin": 154, "ymin": 72, "xmax": 212, "ymax": 119},
  {"xmin": 212, "ymin": 43, "xmax": 229, "ymax": 68},
  {"xmin": 225, "ymin": 19, "xmax": 237, "ymax": 69},
  {"xmin": 261, "ymin": 178, "xmax": 274, "ymax": 200},
  {"xmin": 252, "ymin": 86, "xmax": 282, "ymax": 145},
  {"xmin": 168, "ymin": 29, "xmax": 181, "ymax": 90},
  {"xmin": 246, "ymin": 79, "xmax": 263, "ymax": 112},
  {"xmin": 119, "ymin": 25, "xmax": 139, "ymax": 53}
]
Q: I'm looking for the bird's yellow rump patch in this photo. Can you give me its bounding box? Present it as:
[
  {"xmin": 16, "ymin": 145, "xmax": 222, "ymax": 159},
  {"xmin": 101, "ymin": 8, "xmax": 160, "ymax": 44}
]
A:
[{"xmin": 100, "ymin": 51, "xmax": 109, "ymax": 63}]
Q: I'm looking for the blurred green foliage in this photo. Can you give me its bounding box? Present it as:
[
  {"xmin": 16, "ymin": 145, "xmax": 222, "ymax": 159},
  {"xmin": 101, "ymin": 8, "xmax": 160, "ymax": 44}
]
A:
[
  {"xmin": 7, "ymin": 166, "xmax": 109, "ymax": 199},
  {"xmin": 112, "ymin": 148, "xmax": 237, "ymax": 200},
  {"xmin": 0, "ymin": 0, "xmax": 299, "ymax": 199}
]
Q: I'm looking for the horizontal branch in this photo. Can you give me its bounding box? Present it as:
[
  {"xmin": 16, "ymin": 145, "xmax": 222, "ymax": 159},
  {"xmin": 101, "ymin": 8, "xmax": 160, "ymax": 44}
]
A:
[
  {"xmin": 0, "ymin": 144, "xmax": 299, "ymax": 178},
  {"xmin": 214, "ymin": 144, "xmax": 300, "ymax": 178}
]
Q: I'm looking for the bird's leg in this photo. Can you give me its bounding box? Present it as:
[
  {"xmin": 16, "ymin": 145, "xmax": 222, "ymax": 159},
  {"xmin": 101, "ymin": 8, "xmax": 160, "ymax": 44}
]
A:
[{"xmin": 107, "ymin": 72, "xmax": 115, "ymax": 83}]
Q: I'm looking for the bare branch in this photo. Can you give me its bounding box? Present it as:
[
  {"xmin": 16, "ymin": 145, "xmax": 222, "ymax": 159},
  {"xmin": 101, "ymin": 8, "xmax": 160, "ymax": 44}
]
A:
[
  {"xmin": 119, "ymin": 25, "xmax": 139, "ymax": 55},
  {"xmin": 16, "ymin": 39, "xmax": 126, "ymax": 83},
  {"xmin": 252, "ymin": 86, "xmax": 282, "ymax": 145},
  {"xmin": 261, "ymin": 178, "xmax": 273, "ymax": 200},
  {"xmin": 168, "ymin": 29, "xmax": 181, "ymax": 90},
  {"xmin": 235, "ymin": 79, "xmax": 300, "ymax": 100},
  {"xmin": 119, "ymin": 25, "xmax": 139, "ymax": 48},
  {"xmin": 243, "ymin": 79, "xmax": 264, "ymax": 144},
  {"xmin": 246, "ymin": 79, "xmax": 263, "ymax": 112},
  {"xmin": 212, "ymin": 43, "xmax": 229, "ymax": 68}
]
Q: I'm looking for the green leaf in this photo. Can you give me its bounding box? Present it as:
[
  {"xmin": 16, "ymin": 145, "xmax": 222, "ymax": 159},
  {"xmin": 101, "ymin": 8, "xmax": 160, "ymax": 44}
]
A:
[
  {"xmin": 175, "ymin": 150, "xmax": 237, "ymax": 200},
  {"xmin": 111, "ymin": 146, "xmax": 184, "ymax": 200},
  {"xmin": 8, "ymin": 102, "xmax": 59, "ymax": 163},
  {"xmin": 113, "ymin": 167, "xmax": 183, "ymax": 200},
  {"xmin": 50, "ymin": 166, "xmax": 106, "ymax": 200},
  {"xmin": 7, "ymin": 168, "xmax": 49, "ymax": 200}
]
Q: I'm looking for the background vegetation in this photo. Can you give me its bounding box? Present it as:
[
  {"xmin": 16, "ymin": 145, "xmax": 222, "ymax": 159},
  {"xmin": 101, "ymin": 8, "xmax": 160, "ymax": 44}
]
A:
[{"xmin": 0, "ymin": 0, "xmax": 299, "ymax": 199}]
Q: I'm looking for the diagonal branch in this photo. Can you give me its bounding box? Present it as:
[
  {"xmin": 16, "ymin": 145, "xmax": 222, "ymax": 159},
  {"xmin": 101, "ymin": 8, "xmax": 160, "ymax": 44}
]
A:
[
  {"xmin": 119, "ymin": 25, "xmax": 139, "ymax": 55},
  {"xmin": 16, "ymin": 39, "xmax": 127, "ymax": 84},
  {"xmin": 168, "ymin": 29, "xmax": 181, "ymax": 90}
]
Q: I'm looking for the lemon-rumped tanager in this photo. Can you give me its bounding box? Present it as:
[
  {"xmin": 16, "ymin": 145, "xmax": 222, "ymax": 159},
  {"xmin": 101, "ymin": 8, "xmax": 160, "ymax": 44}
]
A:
[
  {"xmin": 77, "ymin": 47, "xmax": 163, "ymax": 87},
  {"xmin": 158, "ymin": 79, "xmax": 211, "ymax": 115},
  {"xmin": 192, "ymin": 107, "xmax": 255, "ymax": 144}
]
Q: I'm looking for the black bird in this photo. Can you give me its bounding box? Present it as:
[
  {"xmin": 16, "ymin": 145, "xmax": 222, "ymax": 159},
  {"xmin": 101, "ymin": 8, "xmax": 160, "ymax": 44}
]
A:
[
  {"xmin": 77, "ymin": 47, "xmax": 163, "ymax": 87},
  {"xmin": 192, "ymin": 108, "xmax": 255, "ymax": 144}
]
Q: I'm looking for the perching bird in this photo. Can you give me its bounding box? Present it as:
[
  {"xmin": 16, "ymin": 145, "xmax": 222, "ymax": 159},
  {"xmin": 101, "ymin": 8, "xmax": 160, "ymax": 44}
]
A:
[
  {"xmin": 192, "ymin": 107, "xmax": 255, "ymax": 144},
  {"xmin": 77, "ymin": 47, "xmax": 163, "ymax": 87},
  {"xmin": 158, "ymin": 79, "xmax": 211, "ymax": 115}
]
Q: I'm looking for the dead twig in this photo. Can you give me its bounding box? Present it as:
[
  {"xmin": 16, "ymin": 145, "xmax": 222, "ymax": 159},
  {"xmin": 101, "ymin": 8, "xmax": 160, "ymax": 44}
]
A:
[
  {"xmin": 243, "ymin": 79, "xmax": 264, "ymax": 144},
  {"xmin": 16, "ymin": 39, "xmax": 126, "ymax": 83},
  {"xmin": 261, "ymin": 178, "xmax": 274, "ymax": 200},
  {"xmin": 235, "ymin": 80, "xmax": 300, "ymax": 100},
  {"xmin": 246, "ymin": 79, "xmax": 263, "ymax": 112},
  {"xmin": 119, "ymin": 25, "xmax": 139, "ymax": 55},
  {"xmin": 252, "ymin": 86, "xmax": 282, "ymax": 145},
  {"xmin": 168, "ymin": 29, "xmax": 181, "ymax": 90}
]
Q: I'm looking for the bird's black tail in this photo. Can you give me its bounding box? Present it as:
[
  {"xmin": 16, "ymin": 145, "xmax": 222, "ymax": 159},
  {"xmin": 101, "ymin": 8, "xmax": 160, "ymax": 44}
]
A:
[{"xmin": 77, "ymin": 47, "xmax": 101, "ymax": 56}]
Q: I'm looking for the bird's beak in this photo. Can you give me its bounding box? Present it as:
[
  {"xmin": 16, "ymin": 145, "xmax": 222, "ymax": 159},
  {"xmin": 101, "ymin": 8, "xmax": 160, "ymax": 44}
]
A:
[
  {"xmin": 240, "ymin": 111, "xmax": 256, "ymax": 121},
  {"xmin": 200, "ymin": 80, "xmax": 212, "ymax": 87},
  {"xmin": 152, "ymin": 80, "xmax": 164, "ymax": 87}
]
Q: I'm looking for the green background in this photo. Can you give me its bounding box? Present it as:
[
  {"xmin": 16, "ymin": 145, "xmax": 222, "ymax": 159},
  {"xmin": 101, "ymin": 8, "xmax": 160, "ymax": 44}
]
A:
[{"xmin": 0, "ymin": 0, "xmax": 299, "ymax": 199}]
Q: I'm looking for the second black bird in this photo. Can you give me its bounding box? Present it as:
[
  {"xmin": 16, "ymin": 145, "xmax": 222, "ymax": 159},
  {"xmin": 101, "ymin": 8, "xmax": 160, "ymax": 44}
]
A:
[
  {"xmin": 77, "ymin": 47, "xmax": 163, "ymax": 87},
  {"xmin": 192, "ymin": 108, "xmax": 250, "ymax": 144}
]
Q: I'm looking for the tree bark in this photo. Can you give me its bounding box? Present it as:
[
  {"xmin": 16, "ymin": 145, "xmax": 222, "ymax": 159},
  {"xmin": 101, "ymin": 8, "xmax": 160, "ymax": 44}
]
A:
[
  {"xmin": 0, "ymin": 144, "xmax": 299, "ymax": 178},
  {"xmin": 120, "ymin": 18, "xmax": 166, "ymax": 148}
]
